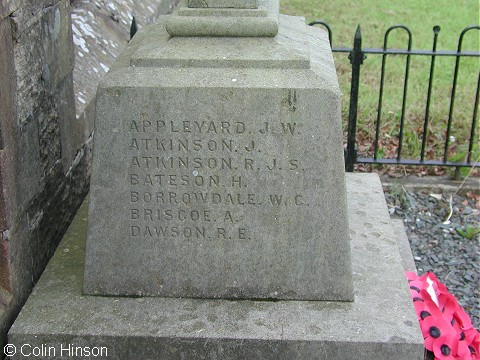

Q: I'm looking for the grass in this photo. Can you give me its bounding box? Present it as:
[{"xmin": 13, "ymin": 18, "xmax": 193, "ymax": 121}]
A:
[{"xmin": 280, "ymin": 0, "xmax": 480, "ymax": 166}]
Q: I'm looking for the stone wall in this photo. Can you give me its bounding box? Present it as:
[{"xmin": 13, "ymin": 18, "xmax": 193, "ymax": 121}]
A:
[
  {"xmin": 71, "ymin": 0, "xmax": 177, "ymax": 149},
  {"xmin": 0, "ymin": 0, "xmax": 176, "ymax": 351},
  {"xmin": 0, "ymin": 0, "xmax": 83, "ymax": 350}
]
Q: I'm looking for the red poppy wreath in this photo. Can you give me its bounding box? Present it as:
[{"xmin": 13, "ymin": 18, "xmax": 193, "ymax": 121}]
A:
[{"xmin": 406, "ymin": 272, "xmax": 479, "ymax": 360}]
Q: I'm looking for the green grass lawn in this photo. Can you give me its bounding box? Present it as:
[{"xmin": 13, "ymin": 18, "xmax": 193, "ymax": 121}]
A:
[{"xmin": 280, "ymin": 0, "xmax": 479, "ymax": 167}]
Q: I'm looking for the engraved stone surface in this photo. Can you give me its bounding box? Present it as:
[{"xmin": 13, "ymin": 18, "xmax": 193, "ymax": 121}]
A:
[
  {"xmin": 9, "ymin": 174, "xmax": 424, "ymax": 360},
  {"xmin": 83, "ymin": 15, "xmax": 353, "ymax": 301}
]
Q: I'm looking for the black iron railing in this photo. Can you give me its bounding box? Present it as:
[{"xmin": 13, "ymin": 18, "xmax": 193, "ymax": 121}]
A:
[{"xmin": 309, "ymin": 21, "xmax": 480, "ymax": 172}]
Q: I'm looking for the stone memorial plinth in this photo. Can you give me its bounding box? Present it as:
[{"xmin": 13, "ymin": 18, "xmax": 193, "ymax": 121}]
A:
[
  {"xmin": 83, "ymin": 0, "xmax": 353, "ymax": 301},
  {"xmin": 8, "ymin": 1, "xmax": 424, "ymax": 358},
  {"xmin": 9, "ymin": 174, "xmax": 423, "ymax": 359}
]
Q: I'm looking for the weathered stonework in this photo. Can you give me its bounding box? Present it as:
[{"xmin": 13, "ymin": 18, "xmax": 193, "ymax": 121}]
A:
[
  {"xmin": 8, "ymin": 174, "xmax": 424, "ymax": 360},
  {"xmin": 0, "ymin": 0, "xmax": 177, "ymax": 350},
  {"xmin": 6, "ymin": 1, "xmax": 423, "ymax": 357},
  {"xmin": 10, "ymin": 0, "xmax": 74, "ymax": 127},
  {"xmin": 0, "ymin": 17, "xmax": 16, "ymax": 297},
  {"xmin": 0, "ymin": 2, "xmax": 91, "ymax": 349},
  {"xmin": 84, "ymin": 12, "xmax": 353, "ymax": 301},
  {"xmin": 166, "ymin": 0, "xmax": 278, "ymax": 37}
]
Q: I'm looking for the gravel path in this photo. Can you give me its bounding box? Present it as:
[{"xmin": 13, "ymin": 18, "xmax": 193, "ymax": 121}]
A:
[{"xmin": 384, "ymin": 187, "xmax": 479, "ymax": 329}]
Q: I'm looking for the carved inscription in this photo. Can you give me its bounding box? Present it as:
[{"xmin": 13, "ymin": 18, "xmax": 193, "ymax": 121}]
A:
[{"xmin": 128, "ymin": 118, "xmax": 306, "ymax": 241}]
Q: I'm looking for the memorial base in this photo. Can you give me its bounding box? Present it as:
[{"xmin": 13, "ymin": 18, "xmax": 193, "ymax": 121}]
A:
[{"xmin": 8, "ymin": 174, "xmax": 424, "ymax": 359}]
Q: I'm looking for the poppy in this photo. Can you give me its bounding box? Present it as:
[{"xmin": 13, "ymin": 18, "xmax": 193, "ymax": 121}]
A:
[
  {"xmin": 453, "ymin": 306, "xmax": 474, "ymax": 331},
  {"xmin": 406, "ymin": 271, "xmax": 480, "ymax": 359},
  {"xmin": 468, "ymin": 331, "xmax": 480, "ymax": 357},
  {"xmin": 456, "ymin": 341, "xmax": 472, "ymax": 360},
  {"xmin": 406, "ymin": 271, "xmax": 419, "ymax": 282},
  {"xmin": 462, "ymin": 328, "xmax": 479, "ymax": 345},
  {"xmin": 414, "ymin": 296, "xmax": 442, "ymax": 322},
  {"xmin": 409, "ymin": 279, "xmax": 429, "ymax": 293},
  {"xmin": 426, "ymin": 272, "xmax": 448, "ymax": 295},
  {"xmin": 432, "ymin": 334, "xmax": 457, "ymax": 359},
  {"xmin": 456, "ymin": 338, "xmax": 480, "ymax": 360},
  {"xmin": 421, "ymin": 308, "xmax": 456, "ymax": 350},
  {"xmin": 437, "ymin": 292, "xmax": 458, "ymax": 319}
]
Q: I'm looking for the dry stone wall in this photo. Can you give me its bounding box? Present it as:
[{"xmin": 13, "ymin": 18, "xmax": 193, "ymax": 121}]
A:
[{"xmin": 0, "ymin": 0, "xmax": 176, "ymax": 350}]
